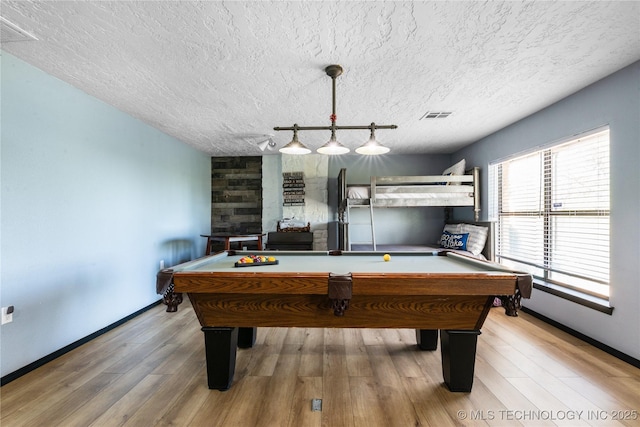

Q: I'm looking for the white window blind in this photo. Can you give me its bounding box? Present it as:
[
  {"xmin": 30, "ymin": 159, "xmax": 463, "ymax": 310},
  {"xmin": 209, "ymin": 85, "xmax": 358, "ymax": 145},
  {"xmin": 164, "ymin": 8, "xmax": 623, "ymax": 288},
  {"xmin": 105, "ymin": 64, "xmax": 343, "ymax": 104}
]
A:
[{"xmin": 489, "ymin": 128, "xmax": 610, "ymax": 299}]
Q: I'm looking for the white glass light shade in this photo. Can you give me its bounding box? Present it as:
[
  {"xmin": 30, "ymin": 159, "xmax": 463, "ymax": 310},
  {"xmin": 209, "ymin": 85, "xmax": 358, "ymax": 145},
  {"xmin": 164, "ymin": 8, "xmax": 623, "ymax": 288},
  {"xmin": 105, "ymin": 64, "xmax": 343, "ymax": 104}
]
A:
[
  {"xmin": 355, "ymin": 137, "xmax": 390, "ymax": 155},
  {"xmin": 317, "ymin": 135, "xmax": 350, "ymax": 155},
  {"xmin": 279, "ymin": 133, "xmax": 311, "ymax": 155}
]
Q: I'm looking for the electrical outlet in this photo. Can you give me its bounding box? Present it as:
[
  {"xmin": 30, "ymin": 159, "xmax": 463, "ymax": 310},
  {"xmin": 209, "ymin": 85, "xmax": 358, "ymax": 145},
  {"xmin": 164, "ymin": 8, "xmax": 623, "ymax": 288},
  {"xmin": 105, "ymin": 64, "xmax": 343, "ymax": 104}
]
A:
[
  {"xmin": 160, "ymin": 260, "xmax": 165, "ymax": 269},
  {"xmin": 1, "ymin": 306, "xmax": 14, "ymax": 325}
]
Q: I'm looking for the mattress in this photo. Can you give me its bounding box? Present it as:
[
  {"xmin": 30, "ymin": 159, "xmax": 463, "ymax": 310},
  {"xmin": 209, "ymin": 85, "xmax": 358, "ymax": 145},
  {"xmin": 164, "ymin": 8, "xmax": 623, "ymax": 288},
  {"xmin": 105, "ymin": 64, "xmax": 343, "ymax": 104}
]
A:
[
  {"xmin": 347, "ymin": 186, "xmax": 449, "ymax": 200},
  {"xmin": 347, "ymin": 186, "xmax": 370, "ymax": 199}
]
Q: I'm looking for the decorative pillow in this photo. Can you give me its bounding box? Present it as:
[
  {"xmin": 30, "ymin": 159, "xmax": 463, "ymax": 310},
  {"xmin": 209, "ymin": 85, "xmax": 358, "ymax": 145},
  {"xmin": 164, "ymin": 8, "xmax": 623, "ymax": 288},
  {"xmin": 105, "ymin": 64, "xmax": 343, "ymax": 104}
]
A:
[
  {"xmin": 441, "ymin": 159, "xmax": 466, "ymax": 185},
  {"xmin": 439, "ymin": 231, "xmax": 469, "ymax": 251},
  {"xmin": 458, "ymin": 223, "xmax": 488, "ymax": 256},
  {"xmin": 438, "ymin": 223, "xmax": 461, "ymax": 245}
]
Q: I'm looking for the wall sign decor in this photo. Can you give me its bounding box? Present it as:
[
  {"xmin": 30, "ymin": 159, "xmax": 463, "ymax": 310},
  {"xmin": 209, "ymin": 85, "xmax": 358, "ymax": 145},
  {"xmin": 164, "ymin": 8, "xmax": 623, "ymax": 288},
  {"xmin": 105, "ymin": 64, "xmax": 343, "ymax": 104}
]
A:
[{"xmin": 283, "ymin": 171, "xmax": 305, "ymax": 206}]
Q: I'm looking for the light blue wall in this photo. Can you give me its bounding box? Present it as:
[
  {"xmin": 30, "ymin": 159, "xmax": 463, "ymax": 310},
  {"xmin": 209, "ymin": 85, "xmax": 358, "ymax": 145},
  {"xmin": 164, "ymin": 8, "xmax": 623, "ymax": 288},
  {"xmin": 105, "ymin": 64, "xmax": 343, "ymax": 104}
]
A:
[
  {"xmin": 0, "ymin": 52, "xmax": 211, "ymax": 377},
  {"xmin": 455, "ymin": 61, "xmax": 640, "ymax": 359}
]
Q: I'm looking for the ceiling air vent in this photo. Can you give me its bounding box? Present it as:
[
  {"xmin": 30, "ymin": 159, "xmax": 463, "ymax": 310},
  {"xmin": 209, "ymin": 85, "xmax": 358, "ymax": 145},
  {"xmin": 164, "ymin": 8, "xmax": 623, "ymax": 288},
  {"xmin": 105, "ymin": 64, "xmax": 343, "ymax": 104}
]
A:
[
  {"xmin": 420, "ymin": 111, "xmax": 452, "ymax": 120},
  {"xmin": 0, "ymin": 16, "xmax": 38, "ymax": 43}
]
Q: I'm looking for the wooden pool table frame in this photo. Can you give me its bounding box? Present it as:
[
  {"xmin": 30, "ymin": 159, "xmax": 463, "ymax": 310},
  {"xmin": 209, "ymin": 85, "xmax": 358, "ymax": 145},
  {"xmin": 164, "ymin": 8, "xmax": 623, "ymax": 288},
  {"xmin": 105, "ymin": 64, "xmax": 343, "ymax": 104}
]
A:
[{"xmin": 170, "ymin": 250, "xmax": 531, "ymax": 392}]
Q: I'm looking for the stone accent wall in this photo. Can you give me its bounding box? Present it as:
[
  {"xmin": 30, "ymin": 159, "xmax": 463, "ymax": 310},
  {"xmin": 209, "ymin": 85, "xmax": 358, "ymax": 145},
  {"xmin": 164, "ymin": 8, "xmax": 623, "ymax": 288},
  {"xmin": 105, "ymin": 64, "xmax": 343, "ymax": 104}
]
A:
[
  {"xmin": 211, "ymin": 157, "xmax": 263, "ymax": 246},
  {"xmin": 211, "ymin": 155, "xmax": 330, "ymax": 252},
  {"xmin": 281, "ymin": 155, "xmax": 329, "ymax": 251}
]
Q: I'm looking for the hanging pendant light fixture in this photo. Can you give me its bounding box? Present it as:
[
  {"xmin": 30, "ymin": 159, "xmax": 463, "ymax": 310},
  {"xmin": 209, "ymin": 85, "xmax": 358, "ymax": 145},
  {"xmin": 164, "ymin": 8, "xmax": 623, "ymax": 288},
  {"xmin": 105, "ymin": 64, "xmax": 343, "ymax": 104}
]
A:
[
  {"xmin": 317, "ymin": 129, "xmax": 350, "ymax": 155},
  {"xmin": 278, "ymin": 125, "xmax": 311, "ymax": 155},
  {"xmin": 276, "ymin": 65, "xmax": 397, "ymax": 155},
  {"xmin": 355, "ymin": 124, "xmax": 390, "ymax": 155}
]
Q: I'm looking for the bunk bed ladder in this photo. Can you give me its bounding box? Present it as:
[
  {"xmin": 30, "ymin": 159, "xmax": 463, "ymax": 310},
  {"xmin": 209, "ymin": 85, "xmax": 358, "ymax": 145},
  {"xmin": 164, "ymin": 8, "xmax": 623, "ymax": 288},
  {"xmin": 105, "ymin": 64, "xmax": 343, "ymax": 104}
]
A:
[
  {"xmin": 368, "ymin": 202, "xmax": 377, "ymax": 251},
  {"xmin": 346, "ymin": 202, "xmax": 377, "ymax": 251}
]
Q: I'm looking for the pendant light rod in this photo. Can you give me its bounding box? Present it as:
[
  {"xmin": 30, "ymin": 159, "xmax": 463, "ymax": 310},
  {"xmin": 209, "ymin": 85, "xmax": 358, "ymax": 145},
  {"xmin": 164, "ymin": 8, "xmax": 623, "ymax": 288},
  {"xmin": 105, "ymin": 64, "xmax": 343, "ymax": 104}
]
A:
[
  {"xmin": 274, "ymin": 123, "xmax": 397, "ymax": 132},
  {"xmin": 328, "ymin": 65, "xmax": 340, "ymax": 132}
]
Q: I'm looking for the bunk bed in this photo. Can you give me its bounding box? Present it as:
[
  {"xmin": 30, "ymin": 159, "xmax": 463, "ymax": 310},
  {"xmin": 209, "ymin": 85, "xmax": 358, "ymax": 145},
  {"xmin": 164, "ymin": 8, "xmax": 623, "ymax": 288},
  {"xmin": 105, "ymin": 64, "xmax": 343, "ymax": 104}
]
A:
[{"xmin": 337, "ymin": 162, "xmax": 481, "ymax": 252}]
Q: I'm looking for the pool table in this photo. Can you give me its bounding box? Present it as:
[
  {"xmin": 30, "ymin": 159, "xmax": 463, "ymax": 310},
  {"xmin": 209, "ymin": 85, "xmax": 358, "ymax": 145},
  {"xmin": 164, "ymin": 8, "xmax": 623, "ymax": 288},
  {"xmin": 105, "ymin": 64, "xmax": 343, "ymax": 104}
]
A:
[{"xmin": 169, "ymin": 250, "xmax": 532, "ymax": 392}]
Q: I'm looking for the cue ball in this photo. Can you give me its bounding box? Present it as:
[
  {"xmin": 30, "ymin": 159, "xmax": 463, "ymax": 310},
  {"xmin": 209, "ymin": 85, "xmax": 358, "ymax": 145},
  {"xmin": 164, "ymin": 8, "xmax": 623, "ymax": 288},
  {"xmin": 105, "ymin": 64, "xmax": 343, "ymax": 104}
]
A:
[{"xmin": 383, "ymin": 254, "xmax": 391, "ymax": 262}]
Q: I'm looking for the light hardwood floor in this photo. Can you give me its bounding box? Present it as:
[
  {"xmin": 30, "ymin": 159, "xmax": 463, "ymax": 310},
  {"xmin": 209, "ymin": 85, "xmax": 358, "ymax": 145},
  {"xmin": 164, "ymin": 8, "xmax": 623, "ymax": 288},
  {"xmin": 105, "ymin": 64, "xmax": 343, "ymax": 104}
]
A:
[{"xmin": 2, "ymin": 299, "xmax": 639, "ymax": 427}]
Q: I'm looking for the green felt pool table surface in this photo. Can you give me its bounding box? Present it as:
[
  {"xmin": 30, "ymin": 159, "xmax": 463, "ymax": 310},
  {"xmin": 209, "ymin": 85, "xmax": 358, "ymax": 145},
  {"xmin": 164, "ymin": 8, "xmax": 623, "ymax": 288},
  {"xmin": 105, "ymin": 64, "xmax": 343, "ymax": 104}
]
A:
[{"xmin": 176, "ymin": 250, "xmax": 507, "ymax": 274}]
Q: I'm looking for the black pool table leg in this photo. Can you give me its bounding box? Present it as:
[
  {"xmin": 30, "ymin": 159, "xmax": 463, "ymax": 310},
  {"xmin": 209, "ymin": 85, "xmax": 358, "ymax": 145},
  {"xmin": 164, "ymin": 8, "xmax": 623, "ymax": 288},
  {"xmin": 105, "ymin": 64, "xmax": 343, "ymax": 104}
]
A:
[
  {"xmin": 416, "ymin": 329, "xmax": 439, "ymax": 350},
  {"xmin": 440, "ymin": 330, "xmax": 481, "ymax": 392},
  {"xmin": 237, "ymin": 327, "xmax": 257, "ymax": 348},
  {"xmin": 202, "ymin": 327, "xmax": 238, "ymax": 391}
]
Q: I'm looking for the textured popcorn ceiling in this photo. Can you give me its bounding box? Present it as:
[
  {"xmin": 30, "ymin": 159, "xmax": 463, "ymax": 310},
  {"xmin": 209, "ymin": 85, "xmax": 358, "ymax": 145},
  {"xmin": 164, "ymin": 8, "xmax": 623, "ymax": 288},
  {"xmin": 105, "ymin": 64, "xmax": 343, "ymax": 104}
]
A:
[{"xmin": 2, "ymin": 1, "xmax": 639, "ymax": 156}]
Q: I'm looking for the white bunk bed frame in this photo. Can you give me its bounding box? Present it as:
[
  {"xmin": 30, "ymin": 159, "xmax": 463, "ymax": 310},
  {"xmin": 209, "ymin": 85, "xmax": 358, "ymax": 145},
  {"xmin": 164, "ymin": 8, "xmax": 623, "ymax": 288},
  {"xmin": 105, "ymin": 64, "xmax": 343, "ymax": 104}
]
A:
[{"xmin": 337, "ymin": 167, "xmax": 481, "ymax": 250}]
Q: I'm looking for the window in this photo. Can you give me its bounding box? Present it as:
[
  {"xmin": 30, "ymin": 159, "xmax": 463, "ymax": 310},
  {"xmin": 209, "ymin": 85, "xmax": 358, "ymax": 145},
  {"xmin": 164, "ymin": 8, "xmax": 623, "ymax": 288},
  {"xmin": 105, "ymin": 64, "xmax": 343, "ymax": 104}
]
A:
[{"xmin": 489, "ymin": 128, "xmax": 610, "ymax": 299}]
